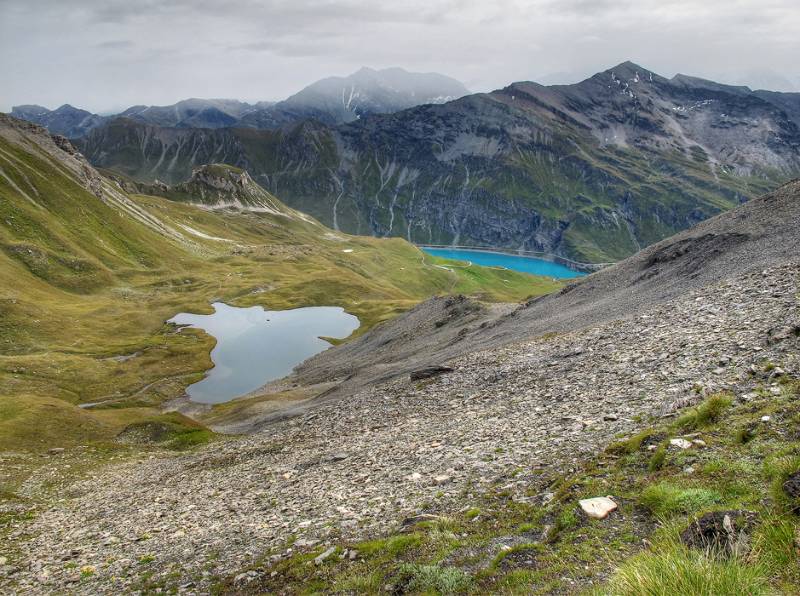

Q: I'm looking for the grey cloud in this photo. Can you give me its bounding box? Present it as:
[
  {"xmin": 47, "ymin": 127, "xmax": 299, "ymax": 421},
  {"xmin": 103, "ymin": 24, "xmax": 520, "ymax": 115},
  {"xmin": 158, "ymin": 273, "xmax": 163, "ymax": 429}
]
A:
[
  {"xmin": 95, "ymin": 40, "xmax": 135, "ymax": 49},
  {"xmin": 1, "ymin": 0, "xmax": 798, "ymax": 112}
]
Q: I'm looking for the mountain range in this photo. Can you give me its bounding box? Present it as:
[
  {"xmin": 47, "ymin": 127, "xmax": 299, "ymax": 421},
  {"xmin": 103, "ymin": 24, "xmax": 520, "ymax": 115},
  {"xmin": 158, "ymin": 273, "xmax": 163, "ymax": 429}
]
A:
[
  {"xmin": 55, "ymin": 61, "xmax": 800, "ymax": 262},
  {"xmin": 9, "ymin": 67, "xmax": 468, "ymax": 135}
]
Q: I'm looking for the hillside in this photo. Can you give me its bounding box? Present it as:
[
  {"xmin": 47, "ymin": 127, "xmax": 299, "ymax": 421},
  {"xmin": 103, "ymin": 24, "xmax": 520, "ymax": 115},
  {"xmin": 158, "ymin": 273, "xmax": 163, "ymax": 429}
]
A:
[
  {"xmin": 281, "ymin": 178, "xmax": 800, "ymax": 411},
  {"xmin": 75, "ymin": 62, "xmax": 800, "ymax": 263},
  {"xmin": 0, "ymin": 113, "xmax": 557, "ymax": 454},
  {"xmin": 2, "ymin": 172, "xmax": 796, "ymax": 593}
]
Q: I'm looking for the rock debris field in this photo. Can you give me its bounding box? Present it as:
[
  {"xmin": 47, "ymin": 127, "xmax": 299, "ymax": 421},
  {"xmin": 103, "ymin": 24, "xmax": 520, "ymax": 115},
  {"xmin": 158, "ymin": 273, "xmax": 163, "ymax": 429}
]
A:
[{"xmin": 3, "ymin": 262, "xmax": 798, "ymax": 593}]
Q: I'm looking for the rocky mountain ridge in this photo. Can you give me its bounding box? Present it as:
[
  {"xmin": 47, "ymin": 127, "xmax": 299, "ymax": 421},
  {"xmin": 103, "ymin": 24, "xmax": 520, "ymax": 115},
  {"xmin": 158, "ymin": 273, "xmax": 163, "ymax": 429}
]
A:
[
  {"xmin": 8, "ymin": 67, "xmax": 467, "ymax": 133},
  {"xmin": 75, "ymin": 62, "xmax": 800, "ymax": 262}
]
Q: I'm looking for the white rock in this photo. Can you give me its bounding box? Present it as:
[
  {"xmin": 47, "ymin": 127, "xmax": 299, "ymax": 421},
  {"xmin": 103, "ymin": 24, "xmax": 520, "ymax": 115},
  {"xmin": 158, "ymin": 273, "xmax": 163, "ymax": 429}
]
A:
[
  {"xmin": 579, "ymin": 496, "xmax": 618, "ymax": 519},
  {"xmin": 314, "ymin": 546, "xmax": 336, "ymax": 565},
  {"xmin": 670, "ymin": 438, "xmax": 693, "ymax": 449},
  {"xmin": 691, "ymin": 439, "xmax": 706, "ymax": 447},
  {"xmin": 761, "ymin": 415, "xmax": 771, "ymax": 422}
]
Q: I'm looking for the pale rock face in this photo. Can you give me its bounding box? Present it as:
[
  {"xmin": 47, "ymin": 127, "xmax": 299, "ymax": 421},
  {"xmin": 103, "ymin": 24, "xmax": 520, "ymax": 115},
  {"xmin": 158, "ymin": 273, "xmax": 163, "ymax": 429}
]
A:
[{"xmin": 579, "ymin": 496, "xmax": 618, "ymax": 519}]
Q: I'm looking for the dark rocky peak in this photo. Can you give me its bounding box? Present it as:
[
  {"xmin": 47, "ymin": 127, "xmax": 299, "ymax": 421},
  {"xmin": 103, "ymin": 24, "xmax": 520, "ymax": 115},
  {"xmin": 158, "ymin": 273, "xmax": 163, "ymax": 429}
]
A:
[
  {"xmin": 578, "ymin": 61, "xmax": 671, "ymax": 89},
  {"xmin": 7, "ymin": 103, "xmax": 106, "ymax": 138},
  {"xmin": 603, "ymin": 61, "xmax": 660, "ymax": 82}
]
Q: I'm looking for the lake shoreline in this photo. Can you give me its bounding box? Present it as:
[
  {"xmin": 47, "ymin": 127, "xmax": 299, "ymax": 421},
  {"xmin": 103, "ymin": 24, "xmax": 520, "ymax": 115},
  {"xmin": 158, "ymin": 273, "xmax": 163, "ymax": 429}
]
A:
[{"xmin": 420, "ymin": 246, "xmax": 591, "ymax": 279}]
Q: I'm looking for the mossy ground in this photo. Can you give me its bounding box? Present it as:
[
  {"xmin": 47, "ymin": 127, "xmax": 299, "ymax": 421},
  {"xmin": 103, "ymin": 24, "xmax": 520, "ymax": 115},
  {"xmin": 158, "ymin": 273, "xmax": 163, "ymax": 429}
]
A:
[{"xmin": 222, "ymin": 369, "xmax": 800, "ymax": 595}]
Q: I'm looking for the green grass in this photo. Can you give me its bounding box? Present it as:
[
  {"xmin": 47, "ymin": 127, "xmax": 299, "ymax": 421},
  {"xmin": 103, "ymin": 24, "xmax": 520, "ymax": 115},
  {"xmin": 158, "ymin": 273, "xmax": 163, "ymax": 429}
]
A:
[
  {"xmin": 648, "ymin": 444, "xmax": 667, "ymax": 471},
  {"xmin": 674, "ymin": 393, "xmax": 733, "ymax": 431},
  {"xmin": 605, "ymin": 536, "xmax": 770, "ymax": 596},
  {"xmin": 395, "ymin": 563, "xmax": 473, "ymax": 593},
  {"xmin": 116, "ymin": 412, "xmax": 217, "ymax": 450},
  {"xmin": 639, "ymin": 483, "xmax": 723, "ymax": 518}
]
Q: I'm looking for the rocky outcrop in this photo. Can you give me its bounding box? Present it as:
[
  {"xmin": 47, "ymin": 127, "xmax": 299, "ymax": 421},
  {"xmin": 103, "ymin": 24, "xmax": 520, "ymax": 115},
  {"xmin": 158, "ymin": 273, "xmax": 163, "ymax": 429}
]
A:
[{"xmin": 155, "ymin": 164, "xmax": 302, "ymax": 216}]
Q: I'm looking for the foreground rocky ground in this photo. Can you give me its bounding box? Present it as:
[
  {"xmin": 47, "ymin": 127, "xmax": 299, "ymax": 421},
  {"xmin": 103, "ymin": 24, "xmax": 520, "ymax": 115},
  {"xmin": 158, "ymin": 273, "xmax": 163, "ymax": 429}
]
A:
[{"xmin": 2, "ymin": 261, "xmax": 797, "ymax": 594}]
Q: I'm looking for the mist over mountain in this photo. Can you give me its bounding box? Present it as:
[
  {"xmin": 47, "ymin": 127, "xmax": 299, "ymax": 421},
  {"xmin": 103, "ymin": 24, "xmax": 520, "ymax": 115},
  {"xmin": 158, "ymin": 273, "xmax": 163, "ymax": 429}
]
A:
[{"xmin": 239, "ymin": 67, "xmax": 469, "ymax": 128}]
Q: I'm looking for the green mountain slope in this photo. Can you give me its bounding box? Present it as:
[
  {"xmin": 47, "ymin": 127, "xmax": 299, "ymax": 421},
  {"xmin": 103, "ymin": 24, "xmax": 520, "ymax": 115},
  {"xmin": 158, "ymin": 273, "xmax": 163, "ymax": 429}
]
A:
[{"xmin": 0, "ymin": 114, "xmax": 560, "ymax": 451}]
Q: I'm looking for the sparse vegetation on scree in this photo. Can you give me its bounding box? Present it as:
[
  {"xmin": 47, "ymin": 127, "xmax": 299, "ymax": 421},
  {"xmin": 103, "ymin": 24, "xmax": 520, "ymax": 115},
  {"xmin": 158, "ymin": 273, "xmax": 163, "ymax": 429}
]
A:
[{"xmin": 226, "ymin": 375, "xmax": 800, "ymax": 595}]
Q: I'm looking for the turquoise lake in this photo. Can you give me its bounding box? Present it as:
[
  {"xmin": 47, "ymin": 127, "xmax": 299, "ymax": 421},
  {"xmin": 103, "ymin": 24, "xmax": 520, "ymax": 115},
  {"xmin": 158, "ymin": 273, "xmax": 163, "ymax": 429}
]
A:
[
  {"xmin": 169, "ymin": 303, "xmax": 360, "ymax": 404},
  {"xmin": 421, "ymin": 247, "xmax": 587, "ymax": 279}
]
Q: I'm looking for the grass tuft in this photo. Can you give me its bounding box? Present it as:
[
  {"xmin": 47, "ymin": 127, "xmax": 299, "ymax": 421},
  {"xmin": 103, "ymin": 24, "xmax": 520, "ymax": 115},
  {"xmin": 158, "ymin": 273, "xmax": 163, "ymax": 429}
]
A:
[
  {"xmin": 648, "ymin": 444, "xmax": 667, "ymax": 471},
  {"xmin": 675, "ymin": 393, "xmax": 732, "ymax": 431},
  {"xmin": 606, "ymin": 537, "xmax": 770, "ymax": 596},
  {"xmin": 640, "ymin": 483, "xmax": 723, "ymax": 518},
  {"xmin": 395, "ymin": 563, "xmax": 472, "ymax": 594}
]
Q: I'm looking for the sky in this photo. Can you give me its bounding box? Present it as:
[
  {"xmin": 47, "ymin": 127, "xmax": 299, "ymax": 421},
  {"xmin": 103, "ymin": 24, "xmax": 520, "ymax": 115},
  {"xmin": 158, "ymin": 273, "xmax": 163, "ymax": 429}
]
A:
[{"xmin": 2, "ymin": 0, "xmax": 799, "ymax": 113}]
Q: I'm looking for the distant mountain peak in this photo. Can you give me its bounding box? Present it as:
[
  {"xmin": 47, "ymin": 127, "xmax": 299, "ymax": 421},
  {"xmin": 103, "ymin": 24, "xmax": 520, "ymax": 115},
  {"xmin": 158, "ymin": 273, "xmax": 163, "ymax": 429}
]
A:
[
  {"xmin": 602, "ymin": 61, "xmax": 659, "ymax": 82},
  {"xmin": 275, "ymin": 66, "xmax": 469, "ymax": 124}
]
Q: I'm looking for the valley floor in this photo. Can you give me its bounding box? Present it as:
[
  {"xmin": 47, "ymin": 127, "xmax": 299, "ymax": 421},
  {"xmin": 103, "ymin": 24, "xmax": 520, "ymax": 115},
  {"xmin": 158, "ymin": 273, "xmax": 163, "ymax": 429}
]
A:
[{"xmin": 2, "ymin": 262, "xmax": 797, "ymax": 593}]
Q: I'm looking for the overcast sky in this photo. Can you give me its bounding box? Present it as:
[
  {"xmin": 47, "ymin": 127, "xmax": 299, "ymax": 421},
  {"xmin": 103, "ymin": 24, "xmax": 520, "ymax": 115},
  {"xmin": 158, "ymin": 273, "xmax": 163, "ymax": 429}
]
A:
[{"xmin": 2, "ymin": 0, "xmax": 799, "ymax": 113}]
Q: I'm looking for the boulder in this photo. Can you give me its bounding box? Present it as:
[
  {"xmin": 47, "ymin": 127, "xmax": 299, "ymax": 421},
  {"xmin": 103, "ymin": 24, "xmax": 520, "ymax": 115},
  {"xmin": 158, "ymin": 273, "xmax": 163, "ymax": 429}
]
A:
[
  {"xmin": 766, "ymin": 324, "xmax": 800, "ymax": 344},
  {"xmin": 579, "ymin": 496, "xmax": 618, "ymax": 519}
]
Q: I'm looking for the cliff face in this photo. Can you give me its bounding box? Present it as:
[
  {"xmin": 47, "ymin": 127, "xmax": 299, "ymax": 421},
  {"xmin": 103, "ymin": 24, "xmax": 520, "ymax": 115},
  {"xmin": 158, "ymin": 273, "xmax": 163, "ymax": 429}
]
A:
[{"xmin": 77, "ymin": 63, "xmax": 800, "ymax": 262}]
